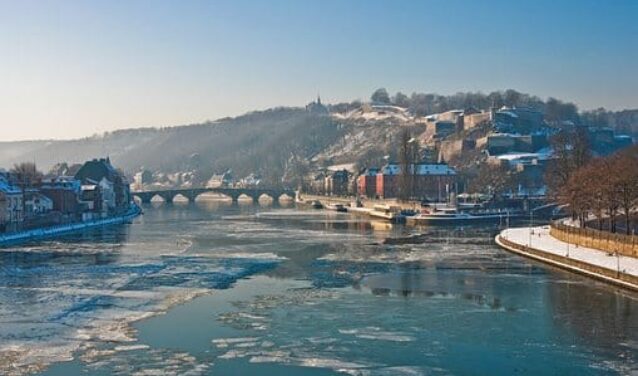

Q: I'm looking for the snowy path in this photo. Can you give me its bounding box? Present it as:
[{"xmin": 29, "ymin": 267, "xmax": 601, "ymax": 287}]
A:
[{"xmin": 499, "ymin": 226, "xmax": 638, "ymax": 288}]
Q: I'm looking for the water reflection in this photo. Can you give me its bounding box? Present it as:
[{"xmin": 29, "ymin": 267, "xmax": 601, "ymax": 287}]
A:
[
  {"xmin": 362, "ymin": 269, "xmax": 515, "ymax": 310},
  {"xmin": 547, "ymin": 278, "xmax": 638, "ymax": 351}
]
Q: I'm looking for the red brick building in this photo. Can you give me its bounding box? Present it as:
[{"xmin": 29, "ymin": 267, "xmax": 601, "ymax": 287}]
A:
[
  {"xmin": 357, "ymin": 168, "xmax": 379, "ymax": 198},
  {"xmin": 375, "ymin": 163, "xmax": 457, "ymax": 201},
  {"xmin": 40, "ymin": 177, "xmax": 82, "ymax": 216}
]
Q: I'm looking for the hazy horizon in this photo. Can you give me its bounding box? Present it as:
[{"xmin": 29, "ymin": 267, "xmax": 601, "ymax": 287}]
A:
[{"xmin": 2, "ymin": 0, "xmax": 637, "ymax": 142}]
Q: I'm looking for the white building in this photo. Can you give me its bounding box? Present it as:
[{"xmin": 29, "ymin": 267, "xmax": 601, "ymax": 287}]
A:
[
  {"xmin": 24, "ymin": 192, "xmax": 53, "ymax": 215},
  {"xmin": 0, "ymin": 173, "xmax": 24, "ymax": 225},
  {"xmin": 79, "ymin": 177, "xmax": 116, "ymax": 219}
]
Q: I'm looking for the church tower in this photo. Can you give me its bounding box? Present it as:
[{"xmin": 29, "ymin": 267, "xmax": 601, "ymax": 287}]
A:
[{"xmin": 306, "ymin": 94, "xmax": 328, "ymax": 115}]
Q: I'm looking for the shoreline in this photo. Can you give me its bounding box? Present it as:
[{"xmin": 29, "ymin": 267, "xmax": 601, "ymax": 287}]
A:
[
  {"xmin": 496, "ymin": 226, "xmax": 638, "ymax": 292},
  {"xmin": 0, "ymin": 205, "xmax": 142, "ymax": 247}
]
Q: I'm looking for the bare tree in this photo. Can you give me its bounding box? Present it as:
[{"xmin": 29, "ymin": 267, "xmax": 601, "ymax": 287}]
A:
[
  {"xmin": 559, "ymin": 145, "xmax": 638, "ymax": 232},
  {"xmin": 398, "ymin": 129, "xmax": 419, "ymax": 201},
  {"xmin": 10, "ymin": 162, "xmax": 43, "ymax": 219},
  {"xmin": 11, "ymin": 162, "xmax": 43, "ymax": 186},
  {"xmin": 469, "ymin": 163, "xmax": 514, "ymax": 200},
  {"xmin": 546, "ymin": 128, "xmax": 591, "ymax": 198},
  {"xmin": 614, "ymin": 148, "xmax": 638, "ymax": 233},
  {"xmin": 392, "ymin": 92, "xmax": 410, "ymax": 108},
  {"xmin": 371, "ymin": 88, "xmax": 391, "ymax": 104}
]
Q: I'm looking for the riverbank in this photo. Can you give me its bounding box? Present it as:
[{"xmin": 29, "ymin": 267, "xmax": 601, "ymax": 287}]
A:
[
  {"xmin": 497, "ymin": 226, "xmax": 638, "ymax": 292},
  {"xmin": 0, "ymin": 205, "xmax": 142, "ymax": 247}
]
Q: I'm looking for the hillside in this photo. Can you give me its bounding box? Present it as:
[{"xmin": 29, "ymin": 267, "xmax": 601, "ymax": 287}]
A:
[
  {"xmin": 0, "ymin": 108, "xmax": 345, "ymax": 186},
  {"xmin": 2, "ymin": 89, "xmax": 636, "ymax": 189}
]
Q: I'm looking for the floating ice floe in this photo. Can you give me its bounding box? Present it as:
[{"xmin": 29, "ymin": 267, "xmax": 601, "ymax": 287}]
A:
[
  {"xmin": 338, "ymin": 327, "xmax": 416, "ymax": 342},
  {"xmin": 0, "ymin": 248, "xmax": 282, "ymax": 375}
]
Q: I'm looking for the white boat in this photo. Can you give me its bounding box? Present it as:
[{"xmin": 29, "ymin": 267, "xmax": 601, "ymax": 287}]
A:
[
  {"xmin": 406, "ymin": 207, "xmax": 520, "ymax": 226},
  {"xmin": 325, "ymin": 203, "xmax": 348, "ymax": 212},
  {"xmin": 295, "ymin": 197, "xmax": 323, "ymax": 209}
]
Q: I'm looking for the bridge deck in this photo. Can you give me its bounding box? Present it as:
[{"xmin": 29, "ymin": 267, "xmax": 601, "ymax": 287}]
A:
[{"xmin": 131, "ymin": 187, "xmax": 295, "ymax": 203}]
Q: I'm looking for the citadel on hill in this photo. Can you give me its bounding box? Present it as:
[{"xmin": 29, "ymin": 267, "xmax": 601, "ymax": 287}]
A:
[{"xmin": 298, "ymin": 89, "xmax": 633, "ymax": 202}]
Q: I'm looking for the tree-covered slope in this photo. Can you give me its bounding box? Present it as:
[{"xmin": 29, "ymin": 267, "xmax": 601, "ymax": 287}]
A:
[{"xmin": 0, "ymin": 108, "xmax": 344, "ymax": 185}]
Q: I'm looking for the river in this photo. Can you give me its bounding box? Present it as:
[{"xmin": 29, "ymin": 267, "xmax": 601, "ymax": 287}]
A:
[{"xmin": 0, "ymin": 200, "xmax": 636, "ymax": 375}]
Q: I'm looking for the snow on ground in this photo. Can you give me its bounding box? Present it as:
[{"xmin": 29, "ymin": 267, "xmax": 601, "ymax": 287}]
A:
[{"xmin": 500, "ymin": 226, "xmax": 638, "ymax": 277}]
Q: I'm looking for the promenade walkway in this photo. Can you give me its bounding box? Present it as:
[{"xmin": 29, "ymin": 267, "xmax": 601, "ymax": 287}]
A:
[{"xmin": 497, "ymin": 225, "xmax": 638, "ymax": 291}]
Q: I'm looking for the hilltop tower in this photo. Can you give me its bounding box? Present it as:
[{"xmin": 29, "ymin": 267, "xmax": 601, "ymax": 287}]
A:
[{"xmin": 306, "ymin": 94, "xmax": 328, "ymax": 115}]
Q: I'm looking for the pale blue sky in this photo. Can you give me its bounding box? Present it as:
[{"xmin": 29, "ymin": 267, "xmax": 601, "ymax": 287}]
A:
[{"xmin": 1, "ymin": 0, "xmax": 636, "ymax": 141}]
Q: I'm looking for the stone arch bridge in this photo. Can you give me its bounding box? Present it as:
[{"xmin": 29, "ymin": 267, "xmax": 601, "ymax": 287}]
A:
[{"xmin": 132, "ymin": 187, "xmax": 296, "ymax": 204}]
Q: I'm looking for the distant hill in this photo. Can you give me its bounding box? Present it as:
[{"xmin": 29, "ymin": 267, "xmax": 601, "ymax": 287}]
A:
[
  {"xmin": 0, "ymin": 108, "xmax": 344, "ymax": 186},
  {"xmin": 2, "ymin": 89, "xmax": 636, "ymax": 189}
]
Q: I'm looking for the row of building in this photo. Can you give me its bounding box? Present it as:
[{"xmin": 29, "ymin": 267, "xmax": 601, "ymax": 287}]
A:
[
  {"xmin": 424, "ymin": 106, "xmax": 545, "ymax": 140},
  {"xmin": 307, "ymin": 162, "xmax": 458, "ymax": 202},
  {"xmin": 0, "ymin": 158, "xmax": 132, "ymax": 233},
  {"xmin": 358, "ymin": 163, "xmax": 457, "ymax": 201}
]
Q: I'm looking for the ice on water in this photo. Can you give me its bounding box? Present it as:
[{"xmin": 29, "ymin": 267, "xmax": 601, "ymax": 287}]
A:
[
  {"xmin": 0, "ymin": 219, "xmax": 281, "ymax": 375},
  {"xmin": 1, "ymin": 205, "xmax": 636, "ymax": 375}
]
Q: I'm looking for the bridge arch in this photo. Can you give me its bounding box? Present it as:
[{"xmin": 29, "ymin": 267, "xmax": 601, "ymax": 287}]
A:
[
  {"xmin": 255, "ymin": 193, "xmax": 275, "ymax": 202},
  {"xmin": 158, "ymin": 192, "xmax": 176, "ymax": 204},
  {"xmin": 238, "ymin": 193, "xmax": 257, "ymax": 202},
  {"xmin": 133, "ymin": 192, "xmax": 171, "ymax": 204},
  {"xmin": 171, "ymin": 193, "xmax": 192, "ymax": 203},
  {"xmin": 132, "ymin": 188, "xmax": 296, "ymax": 206},
  {"xmin": 276, "ymin": 192, "xmax": 294, "ymax": 202}
]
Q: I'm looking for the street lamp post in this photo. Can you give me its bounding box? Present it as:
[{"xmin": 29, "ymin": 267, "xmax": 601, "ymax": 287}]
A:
[
  {"xmin": 529, "ymin": 210, "xmax": 534, "ymax": 247},
  {"xmin": 566, "ymin": 229, "xmax": 570, "ymax": 258},
  {"xmin": 616, "ymin": 250, "xmax": 621, "ymax": 278}
]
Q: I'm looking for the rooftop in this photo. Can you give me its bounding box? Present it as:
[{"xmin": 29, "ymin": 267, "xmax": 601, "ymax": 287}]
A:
[{"xmin": 381, "ymin": 163, "xmax": 456, "ymax": 176}]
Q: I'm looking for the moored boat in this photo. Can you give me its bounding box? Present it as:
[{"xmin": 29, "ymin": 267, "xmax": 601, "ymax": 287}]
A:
[
  {"xmin": 325, "ymin": 203, "xmax": 348, "ymax": 212},
  {"xmin": 406, "ymin": 207, "xmax": 521, "ymax": 226},
  {"xmin": 295, "ymin": 196, "xmax": 324, "ymax": 209}
]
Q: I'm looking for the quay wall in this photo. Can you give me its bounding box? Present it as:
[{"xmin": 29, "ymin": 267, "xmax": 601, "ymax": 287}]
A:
[
  {"xmin": 0, "ymin": 205, "xmax": 142, "ymax": 247},
  {"xmin": 550, "ymin": 222, "xmax": 638, "ymax": 258},
  {"xmin": 496, "ymin": 235, "xmax": 638, "ymax": 292}
]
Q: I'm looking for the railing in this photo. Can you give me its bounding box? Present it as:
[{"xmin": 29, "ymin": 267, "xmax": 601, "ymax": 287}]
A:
[{"xmin": 550, "ymin": 221, "xmax": 638, "ymax": 258}]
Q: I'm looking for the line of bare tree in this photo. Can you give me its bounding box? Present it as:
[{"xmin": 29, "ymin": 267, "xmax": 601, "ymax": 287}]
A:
[
  {"xmin": 10, "ymin": 162, "xmax": 44, "ymax": 218},
  {"xmin": 557, "ymin": 145, "xmax": 638, "ymax": 234}
]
